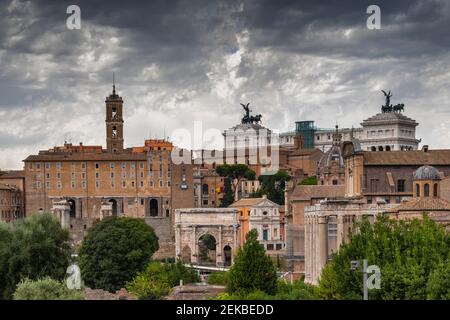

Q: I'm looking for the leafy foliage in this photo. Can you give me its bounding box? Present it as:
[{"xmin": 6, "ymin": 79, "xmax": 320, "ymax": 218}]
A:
[
  {"xmin": 13, "ymin": 277, "xmax": 84, "ymax": 300},
  {"xmin": 227, "ymin": 229, "xmax": 277, "ymax": 295},
  {"xmin": 207, "ymin": 272, "xmax": 229, "ymax": 286},
  {"xmin": 79, "ymin": 217, "xmax": 159, "ymax": 292},
  {"xmin": 220, "ymin": 178, "xmax": 234, "ymax": 207},
  {"xmin": 0, "ymin": 213, "xmax": 72, "ymax": 299},
  {"xmin": 253, "ymin": 170, "xmax": 291, "ymax": 205},
  {"xmin": 298, "ymin": 176, "xmax": 317, "ymax": 185},
  {"xmin": 316, "ymin": 215, "xmax": 450, "ymax": 300},
  {"xmin": 217, "ymin": 279, "xmax": 316, "ymax": 300},
  {"xmin": 126, "ymin": 261, "xmax": 199, "ymax": 300},
  {"xmin": 426, "ymin": 258, "xmax": 450, "ymax": 300},
  {"xmin": 216, "ymin": 164, "xmax": 256, "ymax": 206}
]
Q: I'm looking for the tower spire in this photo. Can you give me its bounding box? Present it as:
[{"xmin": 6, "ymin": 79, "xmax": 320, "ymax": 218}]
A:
[{"xmin": 112, "ymin": 72, "xmax": 116, "ymax": 95}]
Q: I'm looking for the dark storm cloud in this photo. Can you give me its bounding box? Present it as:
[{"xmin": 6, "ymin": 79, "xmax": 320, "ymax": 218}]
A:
[{"xmin": 0, "ymin": 0, "xmax": 450, "ymax": 169}]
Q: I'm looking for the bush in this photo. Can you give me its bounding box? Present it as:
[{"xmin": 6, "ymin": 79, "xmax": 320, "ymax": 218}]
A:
[
  {"xmin": 228, "ymin": 230, "xmax": 277, "ymax": 295},
  {"xmin": 207, "ymin": 272, "xmax": 229, "ymax": 286},
  {"xmin": 13, "ymin": 277, "xmax": 84, "ymax": 300},
  {"xmin": 217, "ymin": 280, "xmax": 316, "ymax": 300},
  {"xmin": 126, "ymin": 261, "xmax": 199, "ymax": 300},
  {"xmin": 298, "ymin": 176, "xmax": 317, "ymax": 185},
  {"xmin": 275, "ymin": 280, "xmax": 317, "ymax": 300},
  {"xmin": 79, "ymin": 217, "xmax": 159, "ymax": 292},
  {"xmin": 0, "ymin": 213, "xmax": 72, "ymax": 299}
]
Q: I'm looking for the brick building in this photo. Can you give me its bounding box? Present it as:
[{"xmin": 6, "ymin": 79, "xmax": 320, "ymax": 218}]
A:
[
  {"xmin": 0, "ymin": 170, "xmax": 25, "ymax": 222},
  {"xmin": 22, "ymin": 85, "xmax": 193, "ymax": 254}
]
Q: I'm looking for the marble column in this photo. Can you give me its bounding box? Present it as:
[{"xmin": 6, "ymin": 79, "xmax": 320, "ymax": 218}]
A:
[
  {"xmin": 317, "ymin": 215, "xmax": 328, "ymax": 283},
  {"xmin": 191, "ymin": 226, "xmax": 197, "ymax": 264},
  {"xmin": 217, "ymin": 226, "xmax": 223, "ymax": 266}
]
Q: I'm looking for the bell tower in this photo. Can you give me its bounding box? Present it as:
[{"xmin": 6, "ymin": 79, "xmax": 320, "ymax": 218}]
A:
[{"xmin": 105, "ymin": 74, "xmax": 124, "ymax": 153}]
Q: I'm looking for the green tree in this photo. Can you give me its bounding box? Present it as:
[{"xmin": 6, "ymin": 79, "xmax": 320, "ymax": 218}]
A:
[
  {"xmin": 228, "ymin": 229, "xmax": 277, "ymax": 295},
  {"xmin": 220, "ymin": 178, "xmax": 234, "ymax": 207},
  {"xmin": 0, "ymin": 213, "xmax": 72, "ymax": 299},
  {"xmin": 216, "ymin": 164, "xmax": 256, "ymax": 205},
  {"xmin": 13, "ymin": 277, "xmax": 84, "ymax": 300},
  {"xmin": 426, "ymin": 258, "xmax": 450, "ymax": 300},
  {"xmin": 316, "ymin": 215, "xmax": 450, "ymax": 300},
  {"xmin": 79, "ymin": 217, "xmax": 159, "ymax": 292},
  {"xmin": 126, "ymin": 261, "xmax": 199, "ymax": 300},
  {"xmin": 253, "ymin": 170, "xmax": 291, "ymax": 205}
]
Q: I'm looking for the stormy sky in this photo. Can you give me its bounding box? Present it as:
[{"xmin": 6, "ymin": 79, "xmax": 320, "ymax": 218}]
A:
[{"xmin": 1, "ymin": 0, "xmax": 450, "ymax": 169}]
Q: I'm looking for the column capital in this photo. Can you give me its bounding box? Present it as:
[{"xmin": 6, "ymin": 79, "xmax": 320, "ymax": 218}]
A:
[{"xmin": 318, "ymin": 216, "xmax": 328, "ymax": 224}]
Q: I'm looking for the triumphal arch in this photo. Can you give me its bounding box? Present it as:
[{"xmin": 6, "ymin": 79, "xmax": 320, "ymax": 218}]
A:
[{"xmin": 174, "ymin": 208, "xmax": 240, "ymax": 267}]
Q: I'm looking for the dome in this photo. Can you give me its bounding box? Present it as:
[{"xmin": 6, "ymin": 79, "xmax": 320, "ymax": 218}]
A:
[
  {"xmin": 413, "ymin": 165, "xmax": 440, "ymax": 180},
  {"xmin": 318, "ymin": 145, "xmax": 344, "ymax": 168}
]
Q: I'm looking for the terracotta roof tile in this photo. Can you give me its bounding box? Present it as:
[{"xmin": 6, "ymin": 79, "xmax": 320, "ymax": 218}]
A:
[
  {"xmin": 289, "ymin": 185, "xmax": 345, "ymax": 201},
  {"xmin": 386, "ymin": 197, "xmax": 450, "ymax": 212},
  {"xmin": 363, "ymin": 150, "xmax": 450, "ymax": 166}
]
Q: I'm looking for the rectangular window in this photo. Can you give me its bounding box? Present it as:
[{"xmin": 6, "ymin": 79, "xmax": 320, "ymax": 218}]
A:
[
  {"xmin": 159, "ymin": 180, "xmax": 163, "ymax": 187},
  {"xmin": 95, "ymin": 172, "xmax": 99, "ymax": 178},
  {"xmin": 139, "ymin": 162, "xmax": 145, "ymax": 169},
  {"xmin": 122, "ymin": 181, "xmax": 126, "ymax": 188},
  {"xmin": 110, "ymin": 172, "xmax": 114, "ymax": 178},
  {"xmin": 56, "ymin": 162, "xmax": 61, "ymax": 169},
  {"xmin": 167, "ymin": 181, "xmax": 171, "ymax": 187},
  {"xmin": 95, "ymin": 163, "xmax": 99, "ymax": 169},
  {"xmin": 121, "ymin": 162, "xmax": 126, "ymax": 169},
  {"xmin": 46, "ymin": 173, "xmax": 50, "ymax": 179},
  {"xmin": 36, "ymin": 181, "xmax": 41, "ymax": 189},
  {"xmin": 263, "ymin": 229, "xmax": 269, "ymax": 241},
  {"xmin": 57, "ymin": 181, "xmax": 62, "ymax": 189},
  {"xmin": 111, "ymin": 181, "xmax": 115, "ymax": 188},
  {"xmin": 81, "ymin": 162, "xmax": 86, "ymax": 170},
  {"xmin": 397, "ymin": 179, "xmax": 405, "ymax": 192},
  {"xmin": 45, "ymin": 162, "xmax": 50, "ymax": 169},
  {"xmin": 57, "ymin": 172, "xmax": 61, "ymax": 179},
  {"xmin": 131, "ymin": 181, "xmax": 135, "ymax": 188},
  {"xmin": 36, "ymin": 163, "xmax": 41, "ymax": 170},
  {"xmin": 203, "ymin": 199, "xmax": 208, "ymax": 205},
  {"xmin": 81, "ymin": 181, "xmax": 86, "ymax": 189},
  {"xmin": 81, "ymin": 172, "xmax": 86, "ymax": 179},
  {"xmin": 131, "ymin": 163, "xmax": 135, "ymax": 169},
  {"xmin": 110, "ymin": 162, "xmax": 115, "ymax": 169},
  {"xmin": 140, "ymin": 181, "xmax": 144, "ymax": 188},
  {"xmin": 46, "ymin": 181, "xmax": 50, "ymax": 189},
  {"xmin": 95, "ymin": 180, "xmax": 100, "ymax": 189},
  {"xmin": 71, "ymin": 181, "xmax": 75, "ymax": 189},
  {"xmin": 140, "ymin": 172, "xmax": 144, "ymax": 178},
  {"xmin": 29, "ymin": 163, "xmax": 33, "ymax": 170}
]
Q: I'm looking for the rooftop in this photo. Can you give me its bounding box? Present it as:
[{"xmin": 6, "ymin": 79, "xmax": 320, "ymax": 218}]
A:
[{"xmin": 362, "ymin": 149, "xmax": 450, "ymax": 166}]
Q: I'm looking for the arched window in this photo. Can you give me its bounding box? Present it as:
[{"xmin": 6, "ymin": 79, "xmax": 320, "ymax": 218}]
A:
[
  {"xmin": 371, "ymin": 146, "xmax": 376, "ymax": 151},
  {"xmin": 202, "ymin": 184, "xmax": 209, "ymax": 195},
  {"xmin": 424, "ymin": 183, "xmax": 430, "ymax": 197},
  {"xmin": 385, "ymin": 146, "xmax": 391, "ymax": 151},
  {"xmin": 433, "ymin": 183, "xmax": 438, "ymax": 197},
  {"xmin": 378, "ymin": 146, "xmax": 384, "ymax": 151},
  {"xmin": 416, "ymin": 184, "xmax": 420, "ymax": 197}
]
